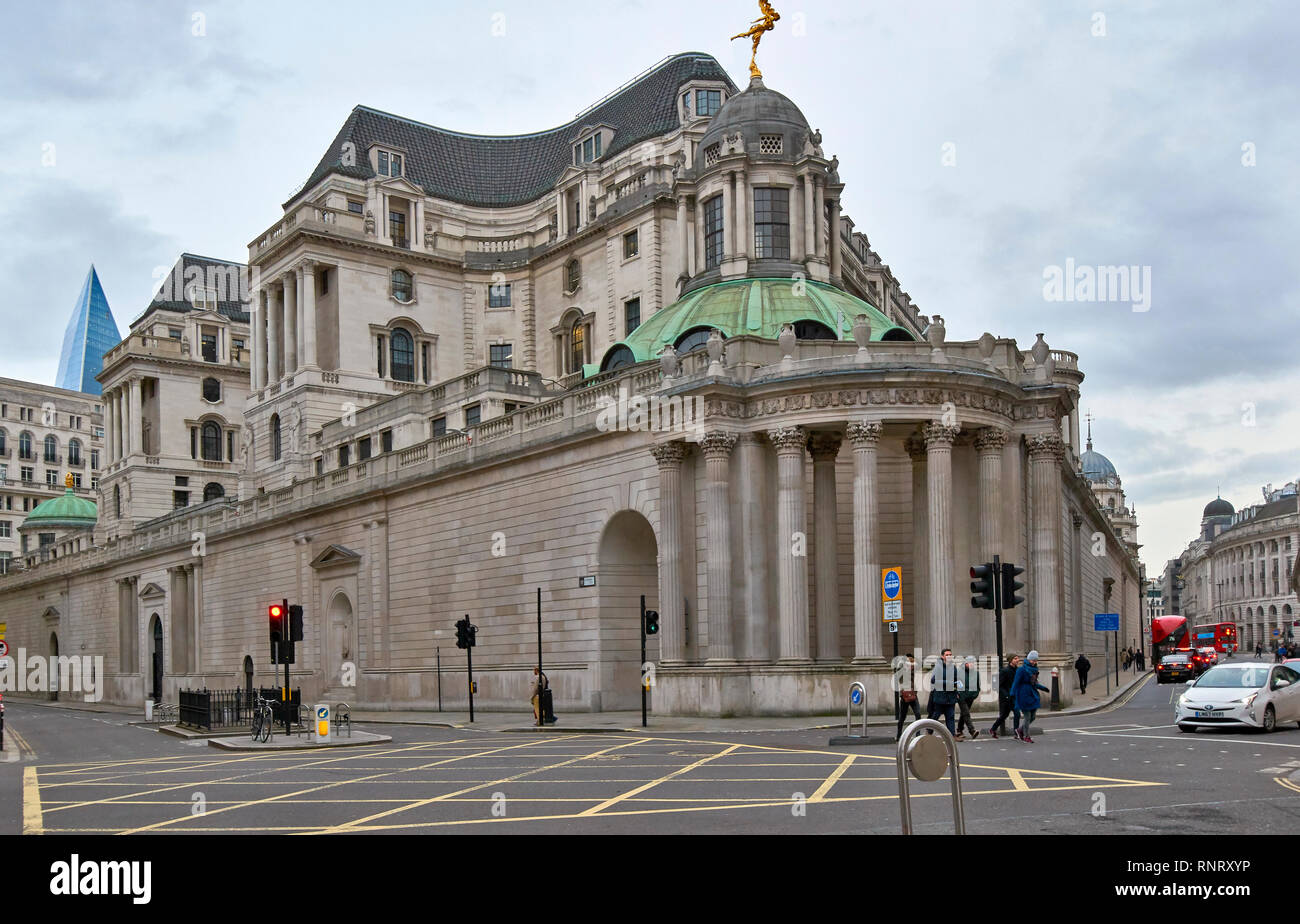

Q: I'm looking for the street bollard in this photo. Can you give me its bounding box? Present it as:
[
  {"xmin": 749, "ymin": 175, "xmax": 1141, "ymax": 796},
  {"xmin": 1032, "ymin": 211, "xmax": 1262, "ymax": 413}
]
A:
[
  {"xmin": 896, "ymin": 718, "xmax": 965, "ymax": 835},
  {"xmin": 1050, "ymin": 666, "xmax": 1061, "ymax": 710}
]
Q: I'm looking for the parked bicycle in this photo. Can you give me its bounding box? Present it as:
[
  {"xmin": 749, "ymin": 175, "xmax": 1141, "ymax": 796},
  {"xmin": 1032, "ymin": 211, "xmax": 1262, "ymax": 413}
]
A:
[{"xmin": 250, "ymin": 694, "xmax": 274, "ymax": 743}]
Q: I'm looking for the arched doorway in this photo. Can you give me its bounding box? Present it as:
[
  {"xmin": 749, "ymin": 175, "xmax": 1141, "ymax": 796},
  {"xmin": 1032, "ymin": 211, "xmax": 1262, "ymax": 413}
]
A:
[
  {"xmin": 149, "ymin": 615, "xmax": 164, "ymax": 703},
  {"xmin": 243, "ymin": 655, "xmax": 254, "ymax": 698},
  {"xmin": 327, "ymin": 592, "xmax": 354, "ymax": 691},
  {"xmin": 49, "ymin": 632, "xmax": 59, "ymax": 702},
  {"xmin": 595, "ymin": 510, "xmax": 659, "ymax": 711}
]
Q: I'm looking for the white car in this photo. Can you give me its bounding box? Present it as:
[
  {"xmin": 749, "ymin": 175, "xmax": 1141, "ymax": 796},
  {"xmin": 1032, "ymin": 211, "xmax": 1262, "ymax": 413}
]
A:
[{"xmin": 1175, "ymin": 662, "xmax": 1300, "ymax": 733}]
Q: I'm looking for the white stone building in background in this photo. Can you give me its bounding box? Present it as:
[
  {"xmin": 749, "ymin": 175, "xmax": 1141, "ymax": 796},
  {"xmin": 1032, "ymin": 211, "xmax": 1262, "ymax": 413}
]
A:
[
  {"xmin": 0, "ymin": 54, "xmax": 1141, "ymax": 715},
  {"xmin": 97, "ymin": 253, "xmax": 251, "ymax": 540},
  {"xmin": 1179, "ymin": 482, "xmax": 1299, "ymax": 651}
]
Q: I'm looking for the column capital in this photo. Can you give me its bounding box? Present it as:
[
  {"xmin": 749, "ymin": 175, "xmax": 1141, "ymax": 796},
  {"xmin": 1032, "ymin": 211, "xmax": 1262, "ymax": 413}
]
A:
[
  {"xmin": 1026, "ymin": 431, "xmax": 1065, "ymax": 461},
  {"xmin": 807, "ymin": 431, "xmax": 843, "ymax": 460},
  {"xmin": 650, "ymin": 441, "xmax": 688, "ymax": 467},
  {"xmin": 766, "ymin": 426, "xmax": 807, "ymax": 453},
  {"xmin": 922, "ymin": 421, "xmax": 960, "ymax": 449},
  {"xmin": 904, "ymin": 433, "xmax": 927, "ymax": 460},
  {"xmin": 973, "ymin": 426, "xmax": 1010, "ymax": 453},
  {"xmin": 699, "ymin": 431, "xmax": 738, "ymax": 459},
  {"xmin": 846, "ymin": 420, "xmax": 882, "ymax": 447},
  {"xmin": 298, "ymin": 257, "xmax": 316, "ymax": 272}
]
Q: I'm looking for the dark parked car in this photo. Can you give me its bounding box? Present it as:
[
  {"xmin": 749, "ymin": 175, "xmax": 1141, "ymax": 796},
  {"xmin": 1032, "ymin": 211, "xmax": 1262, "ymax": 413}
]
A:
[{"xmin": 1158, "ymin": 652, "xmax": 1195, "ymax": 684}]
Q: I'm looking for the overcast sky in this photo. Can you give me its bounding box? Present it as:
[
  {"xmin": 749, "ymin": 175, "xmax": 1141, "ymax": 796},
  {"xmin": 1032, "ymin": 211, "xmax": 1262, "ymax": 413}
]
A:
[{"xmin": 1, "ymin": 0, "xmax": 1296, "ymax": 576}]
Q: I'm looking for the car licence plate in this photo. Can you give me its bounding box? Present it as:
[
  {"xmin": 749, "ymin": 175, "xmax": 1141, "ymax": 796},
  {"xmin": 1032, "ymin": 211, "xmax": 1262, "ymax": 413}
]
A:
[{"xmin": 1194, "ymin": 711, "xmax": 1225, "ymax": 718}]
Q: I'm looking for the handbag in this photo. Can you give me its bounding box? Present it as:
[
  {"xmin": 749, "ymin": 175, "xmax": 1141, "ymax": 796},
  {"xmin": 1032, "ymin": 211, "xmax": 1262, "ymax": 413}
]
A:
[{"xmin": 901, "ymin": 689, "xmax": 918, "ymax": 703}]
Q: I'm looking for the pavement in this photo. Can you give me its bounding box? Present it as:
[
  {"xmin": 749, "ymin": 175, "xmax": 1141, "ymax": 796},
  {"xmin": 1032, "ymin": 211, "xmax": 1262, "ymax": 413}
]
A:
[{"xmin": 0, "ymin": 665, "xmax": 1150, "ymax": 734}]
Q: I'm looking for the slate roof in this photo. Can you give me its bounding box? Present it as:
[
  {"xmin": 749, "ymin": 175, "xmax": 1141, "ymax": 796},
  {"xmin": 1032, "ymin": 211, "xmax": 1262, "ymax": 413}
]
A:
[
  {"xmin": 138, "ymin": 253, "xmax": 250, "ymax": 325},
  {"xmin": 287, "ymin": 53, "xmax": 738, "ymax": 210}
]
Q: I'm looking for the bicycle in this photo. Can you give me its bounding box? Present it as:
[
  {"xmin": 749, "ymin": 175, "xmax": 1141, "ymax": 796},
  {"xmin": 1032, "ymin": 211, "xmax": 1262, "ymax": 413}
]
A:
[{"xmin": 250, "ymin": 694, "xmax": 273, "ymax": 743}]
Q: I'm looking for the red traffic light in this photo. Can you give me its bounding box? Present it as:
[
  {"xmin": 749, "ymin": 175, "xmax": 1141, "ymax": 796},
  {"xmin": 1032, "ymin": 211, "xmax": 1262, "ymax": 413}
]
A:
[{"xmin": 269, "ymin": 604, "xmax": 284, "ymax": 619}]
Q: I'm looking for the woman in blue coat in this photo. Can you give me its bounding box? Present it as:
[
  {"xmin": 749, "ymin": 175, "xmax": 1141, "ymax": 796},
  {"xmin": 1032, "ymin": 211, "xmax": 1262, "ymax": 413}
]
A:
[{"xmin": 1009, "ymin": 650, "xmax": 1050, "ymax": 743}]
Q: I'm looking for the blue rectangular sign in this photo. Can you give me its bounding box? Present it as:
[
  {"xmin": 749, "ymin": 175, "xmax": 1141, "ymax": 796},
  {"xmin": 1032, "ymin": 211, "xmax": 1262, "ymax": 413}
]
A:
[{"xmin": 1093, "ymin": 613, "xmax": 1120, "ymax": 632}]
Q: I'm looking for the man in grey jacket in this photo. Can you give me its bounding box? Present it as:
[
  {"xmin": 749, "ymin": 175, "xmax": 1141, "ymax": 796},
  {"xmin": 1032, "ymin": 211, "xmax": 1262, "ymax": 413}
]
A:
[{"xmin": 929, "ymin": 648, "xmax": 960, "ymax": 735}]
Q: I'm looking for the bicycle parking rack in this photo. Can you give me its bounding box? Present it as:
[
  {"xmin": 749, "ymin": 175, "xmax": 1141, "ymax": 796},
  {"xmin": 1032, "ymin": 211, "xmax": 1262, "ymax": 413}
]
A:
[
  {"xmin": 896, "ymin": 718, "xmax": 966, "ymax": 835},
  {"xmin": 335, "ymin": 702, "xmax": 352, "ymax": 737},
  {"xmin": 829, "ymin": 680, "xmax": 890, "ymax": 746}
]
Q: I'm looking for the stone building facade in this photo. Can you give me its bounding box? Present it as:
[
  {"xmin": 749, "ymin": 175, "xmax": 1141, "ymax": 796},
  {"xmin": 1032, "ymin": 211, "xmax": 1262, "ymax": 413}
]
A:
[
  {"xmin": 0, "ymin": 54, "xmax": 1141, "ymax": 715},
  {"xmin": 0, "ymin": 378, "xmax": 104, "ymax": 574}
]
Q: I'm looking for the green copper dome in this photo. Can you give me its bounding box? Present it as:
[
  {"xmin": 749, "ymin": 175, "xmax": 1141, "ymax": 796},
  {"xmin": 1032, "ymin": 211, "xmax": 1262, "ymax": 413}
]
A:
[
  {"xmin": 598, "ymin": 277, "xmax": 914, "ymax": 372},
  {"xmin": 22, "ymin": 488, "xmax": 98, "ymax": 530}
]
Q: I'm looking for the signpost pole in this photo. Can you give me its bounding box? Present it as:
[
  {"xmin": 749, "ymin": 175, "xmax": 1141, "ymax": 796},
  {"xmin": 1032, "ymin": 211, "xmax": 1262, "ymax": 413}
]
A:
[
  {"xmin": 1105, "ymin": 632, "xmax": 1110, "ymax": 695},
  {"xmin": 993, "ymin": 554, "xmax": 1004, "ymax": 670},
  {"xmin": 640, "ymin": 594, "xmax": 647, "ymax": 729}
]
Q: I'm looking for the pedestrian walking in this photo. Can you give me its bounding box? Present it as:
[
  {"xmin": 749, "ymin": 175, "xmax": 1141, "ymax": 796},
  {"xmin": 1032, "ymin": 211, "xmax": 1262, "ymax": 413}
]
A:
[
  {"xmin": 894, "ymin": 653, "xmax": 922, "ymax": 741},
  {"xmin": 929, "ymin": 648, "xmax": 960, "ymax": 735},
  {"xmin": 1277, "ymin": 643, "xmax": 1287, "ymax": 663},
  {"xmin": 1010, "ymin": 650, "xmax": 1050, "ymax": 743},
  {"xmin": 1135, "ymin": 648, "xmax": 1144, "ymax": 671},
  {"xmin": 1256, "ymin": 643, "xmax": 1263, "ymax": 659},
  {"xmin": 955, "ymin": 655, "xmax": 980, "ymax": 740},
  {"xmin": 1075, "ymin": 652, "xmax": 1092, "ymax": 694},
  {"xmin": 989, "ymin": 654, "xmax": 1021, "ymax": 738}
]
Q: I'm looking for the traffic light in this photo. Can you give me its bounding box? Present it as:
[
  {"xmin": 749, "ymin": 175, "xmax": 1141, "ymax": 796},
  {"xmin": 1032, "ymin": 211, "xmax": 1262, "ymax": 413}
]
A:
[
  {"xmin": 1001, "ymin": 562, "xmax": 1026, "ymax": 610},
  {"xmin": 644, "ymin": 609, "xmax": 659, "ymax": 636},
  {"xmin": 467, "ymin": 623, "xmax": 477, "ymax": 648},
  {"xmin": 970, "ymin": 564, "xmax": 996, "ymax": 610},
  {"xmin": 268, "ymin": 599, "xmax": 288, "ymax": 663},
  {"xmin": 455, "ymin": 617, "xmax": 468, "ymax": 649},
  {"xmin": 289, "ymin": 604, "xmax": 304, "ymax": 642}
]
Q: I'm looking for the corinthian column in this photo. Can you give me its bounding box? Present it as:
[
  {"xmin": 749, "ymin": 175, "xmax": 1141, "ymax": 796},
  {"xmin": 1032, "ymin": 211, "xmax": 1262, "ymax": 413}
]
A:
[
  {"xmin": 651, "ymin": 441, "xmax": 688, "ymax": 663},
  {"xmin": 701, "ymin": 431, "xmax": 738, "ymax": 661},
  {"xmin": 810, "ymin": 432, "xmax": 843, "ymax": 661},
  {"xmin": 736, "ymin": 433, "xmax": 770, "ymax": 661},
  {"xmin": 301, "ymin": 261, "xmax": 317, "ymax": 368},
  {"xmin": 906, "ymin": 434, "xmax": 929, "ymax": 654},
  {"xmin": 676, "ymin": 196, "xmax": 690, "ymax": 283},
  {"xmin": 1027, "ymin": 432, "xmax": 1065, "ymax": 655},
  {"xmin": 924, "ymin": 422, "xmax": 960, "ymax": 654},
  {"xmin": 975, "ymin": 428, "xmax": 1009, "ymax": 560},
  {"xmin": 267, "ymin": 284, "xmax": 281, "ymax": 382},
  {"xmin": 848, "ymin": 421, "xmax": 883, "ymax": 661},
  {"xmin": 769, "ymin": 426, "xmax": 810, "ymax": 661},
  {"xmin": 283, "ymin": 271, "xmax": 298, "ymax": 375}
]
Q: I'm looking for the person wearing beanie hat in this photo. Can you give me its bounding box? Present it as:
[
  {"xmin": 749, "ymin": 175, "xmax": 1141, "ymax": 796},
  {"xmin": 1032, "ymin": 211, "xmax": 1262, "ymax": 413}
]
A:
[{"xmin": 1009, "ymin": 650, "xmax": 1049, "ymax": 742}]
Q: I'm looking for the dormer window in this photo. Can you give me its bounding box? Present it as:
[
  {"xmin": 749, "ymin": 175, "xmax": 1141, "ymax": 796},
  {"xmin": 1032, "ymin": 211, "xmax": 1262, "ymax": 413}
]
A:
[
  {"xmin": 376, "ymin": 149, "xmax": 403, "ymax": 177},
  {"xmin": 696, "ymin": 89, "xmax": 722, "ymax": 117},
  {"xmin": 188, "ymin": 286, "xmax": 218, "ymax": 312},
  {"xmin": 573, "ymin": 134, "xmax": 603, "ymax": 166}
]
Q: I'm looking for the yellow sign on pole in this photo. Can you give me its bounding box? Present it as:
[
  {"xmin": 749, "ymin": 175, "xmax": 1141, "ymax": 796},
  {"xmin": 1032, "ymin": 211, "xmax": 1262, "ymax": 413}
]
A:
[
  {"xmin": 881, "ymin": 567, "xmax": 903, "ymax": 622},
  {"xmin": 0, "ymin": 621, "xmax": 7, "ymax": 639}
]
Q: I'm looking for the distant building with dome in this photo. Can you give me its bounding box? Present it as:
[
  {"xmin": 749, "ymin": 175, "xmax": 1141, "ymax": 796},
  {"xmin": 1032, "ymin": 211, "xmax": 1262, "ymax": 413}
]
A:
[
  {"xmin": 18, "ymin": 474, "xmax": 97, "ymax": 568},
  {"xmin": 0, "ymin": 52, "xmax": 1140, "ymax": 715},
  {"xmin": 1174, "ymin": 480, "xmax": 1298, "ymax": 651},
  {"xmin": 1078, "ymin": 418, "xmax": 1140, "ymax": 558}
]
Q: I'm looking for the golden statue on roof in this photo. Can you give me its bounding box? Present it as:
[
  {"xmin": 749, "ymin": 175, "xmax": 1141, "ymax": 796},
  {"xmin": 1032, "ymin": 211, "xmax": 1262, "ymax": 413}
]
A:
[
  {"xmin": 732, "ymin": 0, "xmax": 780, "ymax": 80},
  {"xmin": 64, "ymin": 472, "xmax": 74, "ymax": 489}
]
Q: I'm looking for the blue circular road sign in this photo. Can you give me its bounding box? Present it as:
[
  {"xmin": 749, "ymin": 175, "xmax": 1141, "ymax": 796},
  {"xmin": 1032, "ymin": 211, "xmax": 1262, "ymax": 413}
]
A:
[
  {"xmin": 884, "ymin": 570, "xmax": 901, "ymax": 598},
  {"xmin": 850, "ymin": 687, "xmax": 862, "ymax": 705}
]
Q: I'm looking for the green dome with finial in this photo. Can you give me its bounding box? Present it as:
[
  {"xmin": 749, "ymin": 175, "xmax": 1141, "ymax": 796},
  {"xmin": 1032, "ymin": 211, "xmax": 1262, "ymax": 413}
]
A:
[
  {"xmin": 596, "ymin": 277, "xmax": 914, "ymax": 372},
  {"xmin": 22, "ymin": 487, "xmax": 98, "ymax": 530}
]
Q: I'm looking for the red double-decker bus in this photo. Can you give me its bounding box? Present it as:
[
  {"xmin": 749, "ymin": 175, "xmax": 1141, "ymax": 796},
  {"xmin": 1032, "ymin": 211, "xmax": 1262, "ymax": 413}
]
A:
[
  {"xmin": 1190, "ymin": 622, "xmax": 1238, "ymax": 654},
  {"xmin": 1152, "ymin": 615, "xmax": 1190, "ymax": 662}
]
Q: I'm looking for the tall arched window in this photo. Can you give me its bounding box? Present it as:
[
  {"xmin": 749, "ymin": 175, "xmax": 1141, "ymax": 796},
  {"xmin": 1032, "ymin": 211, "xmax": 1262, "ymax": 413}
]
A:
[
  {"xmin": 114, "ymin": 485, "xmax": 121, "ymax": 518},
  {"xmin": 271, "ymin": 414, "xmax": 281, "ymax": 461},
  {"xmin": 203, "ymin": 482, "xmax": 225, "ymax": 502},
  {"xmin": 569, "ymin": 319, "xmax": 585, "ymax": 374},
  {"xmin": 18, "ymin": 431, "xmax": 32, "ymax": 460},
  {"xmin": 43, "ymin": 434, "xmax": 57, "ymax": 463},
  {"xmin": 201, "ymin": 422, "xmax": 222, "ymax": 461},
  {"xmin": 391, "ymin": 328, "xmax": 415, "ymax": 382},
  {"xmin": 68, "ymin": 439, "xmax": 82, "ymax": 466},
  {"xmin": 391, "ymin": 269, "xmax": 412, "ymax": 302}
]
